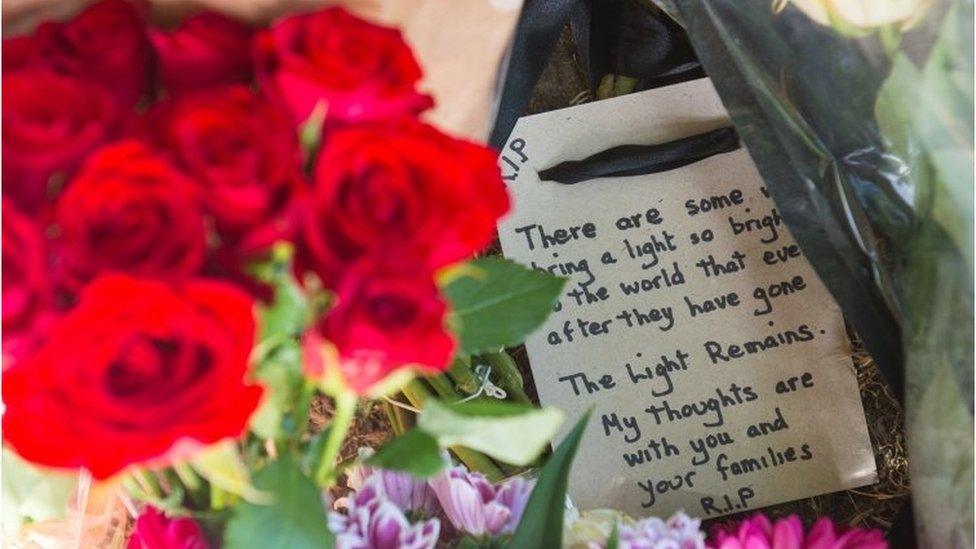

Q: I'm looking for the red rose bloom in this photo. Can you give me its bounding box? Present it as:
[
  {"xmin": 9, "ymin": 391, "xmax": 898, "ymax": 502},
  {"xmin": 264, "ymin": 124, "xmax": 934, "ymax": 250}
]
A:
[
  {"xmin": 256, "ymin": 6, "xmax": 432, "ymax": 125},
  {"xmin": 304, "ymin": 259, "xmax": 455, "ymax": 394},
  {"xmin": 2, "ymin": 70, "xmax": 121, "ymax": 212},
  {"xmin": 151, "ymin": 86, "xmax": 300, "ymax": 253},
  {"xmin": 2, "ymin": 35, "xmax": 42, "ymax": 72},
  {"xmin": 128, "ymin": 507, "xmax": 209, "ymax": 549},
  {"xmin": 150, "ymin": 12, "xmax": 254, "ymax": 96},
  {"xmin": 2, "ymin": 200, "xmax": 54, "ymax": 365},
  {"xmin": 55, "ymin": 141, "xmax": 206, "ymax": 290},
  {"xmin": 2, "ymin": 275, "xmax": 263, "ymax": 479},
  {"xmin": 36, "ymin": 0, "xmax": 153, "ymax": 107},
  {"xmin": 299, "ymin": 119, "xmax": 509, "ymax": 287}
]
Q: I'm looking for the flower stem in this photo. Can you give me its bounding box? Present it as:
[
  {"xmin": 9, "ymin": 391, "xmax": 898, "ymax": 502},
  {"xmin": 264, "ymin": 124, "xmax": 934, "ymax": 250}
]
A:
[
  {"xmin": 173, "ymin": 463, "xmax": 208, "ymax": 509},
  {"xmin": 446, "ymin": 356, "xmax": 480, "ymax": 394},
  {"xmin": 483, "ymin": 351, "xmax": 531, "ymax": 404},
  {"xmin": 425, "ymin": 373, "xmax": 458, "ymax": 399},
  {"xmin": 315, "ymin": 391, "xmax": 357, "ymax": 486}
]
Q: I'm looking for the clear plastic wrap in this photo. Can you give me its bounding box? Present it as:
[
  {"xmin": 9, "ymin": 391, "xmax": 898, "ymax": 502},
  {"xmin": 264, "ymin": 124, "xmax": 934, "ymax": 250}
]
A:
[{"xmin": 667, "ymin": 1, "xmax": 973, "ymax": 546}]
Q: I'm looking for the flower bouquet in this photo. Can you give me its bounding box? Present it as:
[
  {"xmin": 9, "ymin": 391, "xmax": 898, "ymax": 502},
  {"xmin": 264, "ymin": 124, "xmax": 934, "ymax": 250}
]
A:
[
  {"xmin": 2, "ymin": 2, "xmax": 576, "ymax": 546},
  {"xmin": 0, "ymin": 1, "xmax": 924, "ymax": 548}
]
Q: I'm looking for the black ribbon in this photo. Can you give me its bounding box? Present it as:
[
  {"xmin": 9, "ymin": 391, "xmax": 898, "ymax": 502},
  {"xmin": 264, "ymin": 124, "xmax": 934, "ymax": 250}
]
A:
[{"xmin": 538, "ymin": 126, "xmax": 739, "ymax": 184}]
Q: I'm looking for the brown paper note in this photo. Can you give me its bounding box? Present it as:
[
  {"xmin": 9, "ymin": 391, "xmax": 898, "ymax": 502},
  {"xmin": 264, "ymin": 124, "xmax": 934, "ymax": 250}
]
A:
[{"xmin": 496, "ymin": 79, "xmax": 877, "ymax": 519}]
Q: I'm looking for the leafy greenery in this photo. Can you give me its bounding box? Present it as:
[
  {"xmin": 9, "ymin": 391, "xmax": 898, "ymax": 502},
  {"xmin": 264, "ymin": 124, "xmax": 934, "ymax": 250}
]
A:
[
  {"xmin": 875, "ymin": 2, "xmax": 974, "ymax": 546},
  {"xmin": 1, "ymin": 449, "xmax": 75, "ymax": 535},
  {"xmin": 191, "ymin": 441, "xmax": 269, "ymax": 504},
  {"xmin": 418, "ymin": 399, "xmax": 563, "ymax": 466},
  {"xmin": 225, "ymin": 456, "xmax": 333, "ymax": 549},
  {"xmin": 366, "ymin": 429, "xmax": 446, "ymax": 477},
  {"xmin": 507, "ymin": 411, "xmax": 591, "ymax": 548},
  {"xmin": 444, "ymin": 257, "xmax": 565, "ymax": 354}
]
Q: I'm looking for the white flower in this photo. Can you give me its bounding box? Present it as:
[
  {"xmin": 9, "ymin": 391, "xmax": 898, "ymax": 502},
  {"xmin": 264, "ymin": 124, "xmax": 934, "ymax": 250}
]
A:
[{"xmin": 775, "ymin": 0, "xmax": 933, "ymax": 32}]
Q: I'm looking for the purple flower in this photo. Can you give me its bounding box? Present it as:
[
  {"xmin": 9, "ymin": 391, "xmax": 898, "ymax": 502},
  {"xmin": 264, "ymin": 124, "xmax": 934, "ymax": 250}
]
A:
[
  {"xmin": 330, "ymin": 473, "xmax": 441, "ymax": 549},
  {"xmin": 346, "ymin": 464, "xmax": 440, "ymax": 517},
  {"xmin": 616, "ymin": 512, "xmax": 705, "ymax": 549},
  {"xmin": 429, "ymin": 467, "xmax": 535, "ymax": 537}
]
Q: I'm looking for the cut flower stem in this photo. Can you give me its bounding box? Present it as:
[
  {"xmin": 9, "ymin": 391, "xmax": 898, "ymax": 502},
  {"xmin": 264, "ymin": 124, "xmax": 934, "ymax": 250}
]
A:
[{"xmin": 315, "ymin": 391, "xmax": 358, "ymax": 486}]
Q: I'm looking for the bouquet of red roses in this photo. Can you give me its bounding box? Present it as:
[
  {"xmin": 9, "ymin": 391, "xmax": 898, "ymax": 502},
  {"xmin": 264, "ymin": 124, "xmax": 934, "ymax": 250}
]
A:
[{"xmin": 2, "ymin": 2, "xmax": 571, "ymax": 546}]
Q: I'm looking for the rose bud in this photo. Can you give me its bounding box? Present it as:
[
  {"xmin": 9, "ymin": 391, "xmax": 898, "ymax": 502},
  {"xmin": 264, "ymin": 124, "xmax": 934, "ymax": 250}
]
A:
[
  {"xmin": 36, "ymin": 0, "xmax": 153, "ymax": 107},
  {"xmin": 150, "ymin": 12, "xmax": 255, "ymax": 96},
  {"xmin": 298, "ymin": 118, "xmax": 509, "ymax": 288},
  {"xmin": 2, "ymin": 70, "xmax": 122, "ymax": 213},
  {"xmin": 2, "ymin": 200, "xmax": 55, "ymax": 366},
  {"xmin": 54, "ymin": 141, "xmax": 207, "ymax": 291},
  {"xmin": 255, "ymin": 6, "xmax": 433, "ymax": 126},
  {"xmin": 128, "ymin": 506, "xmax": 209, "ymax": 549},
  {"xmin": 303, "ymin": 258, "xmax": 456, "ymax": 395},
  {"xmin": 150, "ymin": 85, "xmax": 301, "ymax": 255}
]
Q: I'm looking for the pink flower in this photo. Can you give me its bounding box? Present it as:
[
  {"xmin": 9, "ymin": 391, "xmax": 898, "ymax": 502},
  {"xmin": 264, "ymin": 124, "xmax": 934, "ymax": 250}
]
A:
[
  {"xmin": 709, "ymin": 514, "xmax": 887, "ymax": 549},
  {"xmin": 127, "ymin": 507, "xmax": 208, "ymax": 549},
  {"xmin": 429, "ymin": 467, "xmax": 534, "ymax": 537}
]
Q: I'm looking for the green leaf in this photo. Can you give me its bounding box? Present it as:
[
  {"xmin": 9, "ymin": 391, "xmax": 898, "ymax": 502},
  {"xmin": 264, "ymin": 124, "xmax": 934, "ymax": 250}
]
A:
[
  {"xmin": 606, "ymin": 521, "xmax": 620, "ymax": 549},
  {"xmin": 191, "ymin": 441, "xmax": 269, "ymax": 504},
  {"xmin": 506, "ymin": 410, "xmax": 591, "ymax": 549},
  {"xmin": 443, "ymin": 257, "xmax": 565, "ymax": 354},
  {"xmin": 250, "ymin": 340, "xmax": 305, "ymax": 440},
  {"xmin": 256, "ymin": 260, "xmax": 310, "ymax": 341},
  {"xmin": 225, "ymin": 456, "xmax": 334, "ymax": 549},
  {"xmin": 299, "ymin": 101, "xmax": 328, "ymax": 168},
  {"xmin": 365, "ymin": 430, "xmax": 446, "ymax": 478},
  {"xmin": 2, "ymin": 449, "xmax": 75, "ymax": 535},
  {"xmin": 438, "ymin": 400, "xmax": 535, "ymax": 417},
  {"xmin": 418, "ymin": 399, "xmax": 563, "ymax": 466}
]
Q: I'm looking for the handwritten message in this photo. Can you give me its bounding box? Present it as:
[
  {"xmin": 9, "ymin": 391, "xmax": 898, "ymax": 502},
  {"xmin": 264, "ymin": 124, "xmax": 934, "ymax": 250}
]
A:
[{"xmin": 496, "ymin": 79, "xmax": 877, "ymax": 518}]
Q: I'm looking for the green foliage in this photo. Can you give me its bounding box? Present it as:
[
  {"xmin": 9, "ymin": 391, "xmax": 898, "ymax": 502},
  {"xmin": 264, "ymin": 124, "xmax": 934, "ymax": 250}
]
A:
[
  {"xmin": 250, "ymin": 247, "xmax": 313, "ymax": 441},
  {"xmin": 254, "ymin": 246, "xmax": 311, "ymax": 341},
  {"xmin": 606, "ymin": 521, "xmax": 620, "ymax": 549},
  {"xmin": 362, "ymin": 398, "xmax": 563, "ymax": 479},
  {"xmin": 507, "ymin": 411, "xmax": 591, "ymax": 548},
  {"xmin": 418, "ymin": 399, "xmax": 563, "ymax": 466},
  {"xmin": 191, "ymin": 441, "xmax": 269, "ymax": 504},
  {"xmin": 299, "ymin": 101, "xmax": 328, "ymax": 169},
  {"xmin": 444, "ymin": 257, "xmax": 565, "ymax": 354},
  {"xmin": 366, "ymin": 430, "xmax": 445, "ymax": 477},
  {"xmin": 1, "ymin": 449, "xmax": 75, "ymax": 535},
  {"xmin": 875, "ymin": 2, "xmax": 974, "ymax": 546},
  {"xmin": 250, "ymin": 340, "xmax": 306, "ymax": 440},
  {"xmin": 225, "ymin": 456, "xmax": 333, "ymax": 549}
]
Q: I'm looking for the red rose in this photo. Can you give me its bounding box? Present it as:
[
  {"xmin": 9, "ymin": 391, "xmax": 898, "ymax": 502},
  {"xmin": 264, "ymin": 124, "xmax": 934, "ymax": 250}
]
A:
[
  {"xmin": 304, "ymin": 259, "xmax": 455, "ymax": 394},
  {"xmin": 36, "ymin": 0, "xmax": 153, "ymax": 107},
  {"xmin": 2, "ymin": 200, "xmax": 54, "ymax": 365},
  {"xmin": 298, "ymin": 119, "xmax": 509, "ymax": 287},
  {"xmin": 2, "ymin": 35, "xmax": 42, "ymax": 72},
  {"xmin": 151, "ymin": 86, "xmax": 300, "ymax": 253},
  {"xmin": 150, "ymin": 12, "xmax": 254, "ymax": 96},
  {"xmin": 128, "ymin": 507, "xmax": 209, "ymax": 549},
  {"xmin": 55, "ymin": 141, "xmax": 206, "ymax": 290},
  {"xmin": 255, "ymin": 7, "xmax": 432, "ymax": 125},
  {"xmin": 2, "ymin": 70, "xmax": 121, "ymax": 213},
  {"xmin": 2, "ymin": 274, "xmax": 263, "ymax": 479}
]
